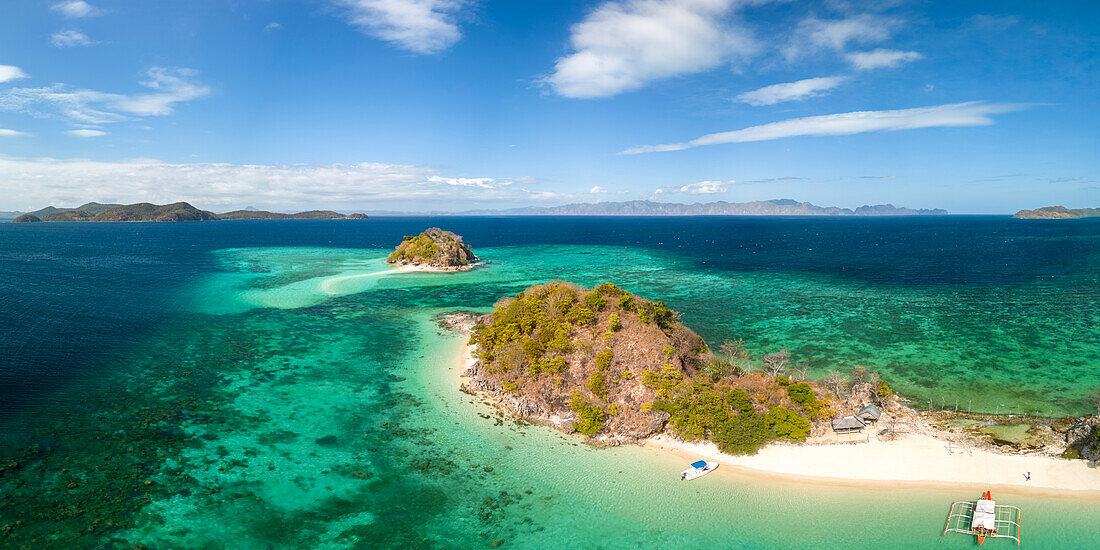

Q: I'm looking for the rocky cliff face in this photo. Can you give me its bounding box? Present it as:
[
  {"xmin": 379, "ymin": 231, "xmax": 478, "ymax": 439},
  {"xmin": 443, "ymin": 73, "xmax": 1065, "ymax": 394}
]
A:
[
  {"xmin": 387, "ymin": 228, "xmax": 477, "ymax": 268},
  {"xmin": 1064, "ymin": 415, "xmax": 1100, "ymax": 462}
]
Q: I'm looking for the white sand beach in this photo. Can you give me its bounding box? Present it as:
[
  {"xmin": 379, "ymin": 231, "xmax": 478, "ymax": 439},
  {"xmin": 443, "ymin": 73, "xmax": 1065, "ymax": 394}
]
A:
[{"xmin": 647, "ymin": 432, "xmax": 1100, "ymax": 497}]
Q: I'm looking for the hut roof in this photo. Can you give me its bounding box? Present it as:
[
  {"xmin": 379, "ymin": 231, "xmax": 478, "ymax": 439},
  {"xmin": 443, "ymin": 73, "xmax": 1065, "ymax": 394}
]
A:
[
  {"xmin": 857, "ymin": 404, "xmax": 882, "ymax": 420},
  {"xmin": 832, "ymin": 415, "xmax": 866, "ymax": 430}
]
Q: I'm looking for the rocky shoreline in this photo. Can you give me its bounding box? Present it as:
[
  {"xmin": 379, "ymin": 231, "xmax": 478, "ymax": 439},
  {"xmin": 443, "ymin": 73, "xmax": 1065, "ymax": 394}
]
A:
[{"xmin": 441, "ymin": 312, "xmax": 1100, "ymax": 462}]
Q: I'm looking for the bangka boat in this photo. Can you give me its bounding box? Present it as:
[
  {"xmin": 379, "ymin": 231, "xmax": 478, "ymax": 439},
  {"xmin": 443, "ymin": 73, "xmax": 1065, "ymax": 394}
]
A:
[
  {"xmin": 943, "ymin": 491, "xmax": 1022, "ymax": 546},
  {"xmin": 680, "ymin": 460, "xmax": 718, "ymax": 481}
]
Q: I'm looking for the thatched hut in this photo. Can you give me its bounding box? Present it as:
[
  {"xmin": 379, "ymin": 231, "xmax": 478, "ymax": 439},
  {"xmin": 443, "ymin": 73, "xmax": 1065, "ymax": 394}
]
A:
[
  {"xmin": 832, "ymin": 415, "xmax": 865, "ymax": 433},
  {"xmin": 857, "ymin": 404, "xmax": 882, "ymax": 423}
]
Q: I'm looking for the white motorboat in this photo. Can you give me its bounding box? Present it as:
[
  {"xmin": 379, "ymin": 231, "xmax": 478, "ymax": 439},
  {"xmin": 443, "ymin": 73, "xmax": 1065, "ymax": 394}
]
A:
[{"xmin": 680, "ymin": 460, "xmax": 718, "ymax": 481}]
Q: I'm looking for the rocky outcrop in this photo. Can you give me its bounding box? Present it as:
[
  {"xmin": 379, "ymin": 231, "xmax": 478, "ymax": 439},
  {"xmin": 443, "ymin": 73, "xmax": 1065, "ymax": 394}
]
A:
[
  {"xmin": 1064, "ymin": 415, "xmax": 1100, "ymax": 462},
  {"xmin": 387, "ymin": 228, "xmax": 477, "ymax": 268}
]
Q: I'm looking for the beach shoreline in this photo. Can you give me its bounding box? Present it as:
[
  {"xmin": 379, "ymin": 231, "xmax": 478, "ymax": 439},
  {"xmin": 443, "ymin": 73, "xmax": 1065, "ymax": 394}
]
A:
[
  {"xmin": 442, "ymin": 316, "xmax": 1100, "ymax": 499},
  {"xmin": 645, "ymin": 432, "xmax": 1100, "ymax": 500}
]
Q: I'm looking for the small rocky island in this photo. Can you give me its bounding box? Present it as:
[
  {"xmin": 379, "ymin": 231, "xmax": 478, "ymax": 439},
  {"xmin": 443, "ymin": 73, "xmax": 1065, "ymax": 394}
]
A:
[
  {"xmin": 387, "ymin": 228, "xmax": 477, "ymax": 269},
  {"xmin": 1013, "ymin": 205, "xmax": 1100, "ymax": 219},
  {"xmin": 462, "ymin": 282, "xmax": 832, "ymax": 451}
]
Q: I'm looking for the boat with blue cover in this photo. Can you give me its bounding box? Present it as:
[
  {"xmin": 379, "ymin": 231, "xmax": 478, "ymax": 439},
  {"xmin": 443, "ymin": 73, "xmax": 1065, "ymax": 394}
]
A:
[{"xmin": 680, "ymin": 460, "xmax": 718, "ymax": 481}]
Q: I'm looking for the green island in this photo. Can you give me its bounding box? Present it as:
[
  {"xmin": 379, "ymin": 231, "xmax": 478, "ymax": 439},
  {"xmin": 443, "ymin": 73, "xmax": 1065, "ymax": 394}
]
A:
[
  {"xmin": 9, "ymin": 202, "xmax": 367, "ymax": 222},
  {"xmin": 387, "ymin": 227, "xmax": 478, "ymax": 269},
  {"xmin": 463, "ymin": 281, "xmax": 1100, "ymax": 460},
  {"xmin": 1013, "ymin": 205, "xmax": 1100, "ymax": 219},
  {"xmin": 464, "ymin": 281, "xmax": 840, "ymax": 452}
]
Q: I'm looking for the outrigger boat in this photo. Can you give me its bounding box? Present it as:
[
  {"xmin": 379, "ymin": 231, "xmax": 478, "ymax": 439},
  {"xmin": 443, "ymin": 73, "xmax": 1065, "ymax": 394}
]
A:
[
  {"xmin": 943, "ymin": 491, "xmax": 1022, "ymax": 546},
  {"xmin": 680, "ymin": 460, "xmax": 718, "ymax": 481}
]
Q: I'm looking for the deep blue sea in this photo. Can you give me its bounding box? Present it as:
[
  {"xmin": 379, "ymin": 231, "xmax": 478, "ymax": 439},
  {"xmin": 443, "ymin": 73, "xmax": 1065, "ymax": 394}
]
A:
[{"xmin": 1, "ymin": 217, "xmax": 1098, "ymax": 548}]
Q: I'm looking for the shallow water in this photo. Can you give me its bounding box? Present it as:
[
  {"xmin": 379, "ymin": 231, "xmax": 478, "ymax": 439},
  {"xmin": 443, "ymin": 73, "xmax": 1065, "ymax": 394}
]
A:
[{"xmin": 1, "ymin": 217, "xmax": 1098, "ymax": 547}]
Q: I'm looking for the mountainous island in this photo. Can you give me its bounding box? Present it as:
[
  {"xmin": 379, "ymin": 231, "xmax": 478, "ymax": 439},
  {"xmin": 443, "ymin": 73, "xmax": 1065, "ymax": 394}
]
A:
[
  {"xmin": 458, "ymin": 282, "xmax": 1100, "ymax": 462},
  {"xmin": 462, "ymin": 281, "xmax": 833, "ymax": 450},
  {"xmin": 371, "ymin": 199, "xmax": 948, "ymax": 217},
  {"xmin": 1013, "ymin": 205, "xmax": 1100, "ymax": 219},
  {"xmin": 7, "ymin": 202, "xmax": 367, "ymax": 222},
  {"xmin": 387, "ymin": 228, "xmax": 477, "ymax": 269}
]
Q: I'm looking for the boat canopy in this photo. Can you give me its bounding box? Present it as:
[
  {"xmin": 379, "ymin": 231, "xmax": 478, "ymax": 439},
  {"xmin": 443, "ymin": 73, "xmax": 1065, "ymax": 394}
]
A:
[
  {"xmin": 971, "ymin": 499, "xmax": 996, "ymax": 531},
  {"xmin": 690, "ymin": 460, "xmax": 707, "ymax": 469}
]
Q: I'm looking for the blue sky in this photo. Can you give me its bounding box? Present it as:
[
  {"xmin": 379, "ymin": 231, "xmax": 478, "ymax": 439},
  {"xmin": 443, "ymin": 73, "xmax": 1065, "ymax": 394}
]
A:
[{"xmin": 0, "ymin": 0, "xmax": 1097, "ymax": 213}]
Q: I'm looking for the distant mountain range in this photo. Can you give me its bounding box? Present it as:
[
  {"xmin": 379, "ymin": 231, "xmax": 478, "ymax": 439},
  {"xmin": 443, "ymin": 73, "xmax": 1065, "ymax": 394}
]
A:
[
  {"xmin": 1013, "ymin": 205, "xmax": 1100, "ymax": 219},
  {"xmin": 367, "ymin": 199, "xmax": 948, "ymax": 217},
  {"xmin": 7, "ymin": 202, "xmax": 368, "ymax": 222}
]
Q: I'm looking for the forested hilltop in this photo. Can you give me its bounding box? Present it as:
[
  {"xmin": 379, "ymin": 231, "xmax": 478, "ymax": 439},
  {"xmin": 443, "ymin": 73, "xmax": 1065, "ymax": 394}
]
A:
[{"xmin": 463, "ymin": 282, "xmax": 840, "ymax": 453}]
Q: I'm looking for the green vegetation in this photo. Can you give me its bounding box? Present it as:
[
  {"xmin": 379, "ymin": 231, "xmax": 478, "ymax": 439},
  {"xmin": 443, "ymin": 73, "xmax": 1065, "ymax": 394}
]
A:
[
  {"xmin": 569, "ymin": 392, "xmax": 606, "ymax": 435},
  {"xmin": 608, "ymin": 313, "xmax": 622, "ymax": 331},
  {"xmin": 387, "ymin": 233, "xmax": 442, "ymax": 263},
  {"xmin": 878, "ymin": 381, "xmax": 893, "ymax": 399},
  {"xmin": 386, "ymin": 227, "xmax": 475, "ymax": 267},
  {"xmin": 643, "ymin": 371, "xmax": 815, "ymax": 455},
  {"xmin": 12, "ymin": 214, "xmax": 41, "ymax": 223},
  {"xmin": 595, "ymin": 348, "xmax": 613, "ymax": 371},
  {"xmin": 587, "ymin": 372, "xmax": 608, "ymax": 400}
]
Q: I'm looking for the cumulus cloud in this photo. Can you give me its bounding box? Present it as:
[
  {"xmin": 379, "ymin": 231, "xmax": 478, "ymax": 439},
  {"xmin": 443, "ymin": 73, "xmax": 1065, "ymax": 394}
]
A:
[
  {"xmin": 735, "ymin": 76, "xmax": 846, "ymax": 106},
  {"xmin": 589, "ymin": 185, "xmax": 608, "ymax": 193},
  {"xmin": 51, "ymin": 29, "xmax": 94, "ymax": 47},
  {"xmin": 0, "ymin": 67, "xmax": 209, "ymax": 124},
  {"xmin": 51, "ymin": 1, "xmax": 98, "ymax": 18},
  {"xmin": 846, "ymin": 49, "xmax": 921, "ymax": 70},
  {"xmin": 0, "ymin": 65, "xmax": 27, "ymax": 83},
  {"xmin": 0, "ymin": 157, "xmax": 558, "ymax": 211},
  {"xmin": 622, "ymin": 101, "xmax": 1028, "ymax": 154},
  {"xmin": 336, "ymin": 0, "xmax": 468, "ymax": 55},
  {"xmin": 784, "ymin": 14, "xmax": 897, "ymax": 60},
  {"xmin": 0, "ymin": 129, "xmax": 25, "ymax": 136},
  {"xmin": 66, "ymin": 129, "xmax": 106, "ymax": 137},
  {"xmin": 656, "ymin": 180, "xmax": 730, "ymax": 195},
  {"xmin": 545, "ymin": 0, "xmax": 757, "ymax": 98}
]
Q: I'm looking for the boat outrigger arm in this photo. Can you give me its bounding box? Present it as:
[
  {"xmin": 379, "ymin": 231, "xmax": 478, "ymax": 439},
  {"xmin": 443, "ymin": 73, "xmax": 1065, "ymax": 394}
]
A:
[{"xmin": 942, "ymin": 491, "xmax": 1022, "ymax": 546}]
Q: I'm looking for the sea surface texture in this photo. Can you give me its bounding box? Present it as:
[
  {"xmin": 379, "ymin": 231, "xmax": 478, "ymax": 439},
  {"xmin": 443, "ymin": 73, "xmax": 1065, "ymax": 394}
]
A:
[{"xmin": 1, "ymin": 217, "xmax": 1098, "ymax": 548}]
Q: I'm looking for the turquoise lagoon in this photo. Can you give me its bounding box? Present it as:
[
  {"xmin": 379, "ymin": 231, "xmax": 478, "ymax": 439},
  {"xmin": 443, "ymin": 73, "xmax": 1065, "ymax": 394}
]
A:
[{"xmin": 0, "ymin": 217, "xmax": 1097, "ymax": 547}]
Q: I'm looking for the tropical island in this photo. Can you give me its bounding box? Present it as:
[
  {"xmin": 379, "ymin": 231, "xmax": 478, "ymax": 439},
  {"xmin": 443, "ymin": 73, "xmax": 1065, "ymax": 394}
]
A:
[
  {"xmin": 7, "ymin": 202, "xmax": 368, "ymax": 222},
  {"xmin": 387, "ymin": 228, "xmax": 478, "ymax": 270},
  {"xmin": 1013, "ymin": 205, "xmax": 1100, "ymax": 219},
  {"xmin": 456, "ymin": 281, "xmax": 1100, "ymax": 491}
]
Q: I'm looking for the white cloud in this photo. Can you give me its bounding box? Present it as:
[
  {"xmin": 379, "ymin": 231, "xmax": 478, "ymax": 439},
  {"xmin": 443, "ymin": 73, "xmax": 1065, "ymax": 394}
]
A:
[
  {"xmin": 846, "ymin": 49, "xmax": 921, "ymax": 70},
  {"xmin": 51, "ymin": 1, "xmax": 98, "ymax": 18},
  {"xmin": 735, "ymin": 76, "xmax": 846, "ymax": 106},
  {"xmin": 0, "ymin": 67, "xmax": 209, "ymax": 124},
  {"xmin": 264, "ymin": 22, "xmax": 282, "ymax": 31},
  {"xmin": 0, "ymin": 65, "xmax": 27, "ymax": 83},
  {"xmin": 622, "ymin": 101, "xmax": 1028, "ymax": 154},
  {"xmin": 784, "ymin": 15, "xmax": 897, "ymax": 60},
  {"xmin": 545, "ymin": 0, "xmax": 757, "ymax": 98},
  {"xmin": 51, "ymin": 29, "xmax": 94, "ymax": 47},
  {"xmin": 0, "ymin": 157, "xmax": 556, "ymax": 211},
  {"xmin": 673, "ymin": 180, "xmax": 729, "ymax": 194},
  {"xmin": 589, "ymin": 185, "xmax": 608, "ymax": 193},
  {"xmin": 336, "ymin": 0, "xmax": 467, "ymax": 55},
  {"xmin": 0, "ymin": 129, "xmax": 25, "ymax": 136},
  {"xmin": 66, "ymin": 129, "xmax": 106, "ymax": 137}
]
